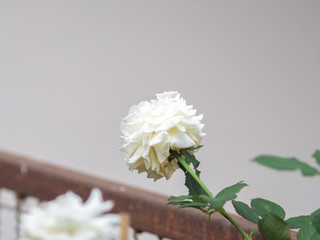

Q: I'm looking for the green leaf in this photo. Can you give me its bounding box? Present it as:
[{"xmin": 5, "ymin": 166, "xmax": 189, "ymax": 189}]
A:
[
  {"xmin": 313, "ymin": 150, "xmax": 320, "ymax": 167},
  {"xmin": 232, "ymin": 200, "xmax": 260, "ymax": 224},
  {"xmin": 181, "ymin": 149, "xmax": 200, "ymax": 170},
  {"xmin": 286, "ymin": 215, "xmax": 310, "ymax": 229},
  {"xmin": 312, "ymin": 209, "xmax": 320, "ymax": 217},
  {"xmin": 178, "ymin": 202, "xmax": 209, "ymax": 208},
  {"xmin": 297, "ymin": 222, "xmax": 320, "ymax": 240},
  {"xmin": 258, "ymin": 213, "xmax": 290, "ymax": 240},
  {"xmin": 312, "ymin": 210, "xmax": 320, "ymax": 234},
  {"xmin": 213, "ymin": 182, "xmax": 248, "ymax": 207},
  {"xmin": 254, "ymin": 155, "xmax": 319, "ymax": 176},
  {"xmin": 168, "ymin": 200, "xmax": 191, "ymax": 205},
  {"xmin": 186, "ymin": 145, "xmax": 203, "ymax": 151},
  {"xmin": 168, "ymin": 195, "xmax": 208, "ymax": 210},
  {"xmin": 185, "ymin": 171, "xmax": 208, "ymax": 196},
  {"xmin": 312, "ymin": 214, "xmax": 320, "ymax": 234},
  {"xmin": 251, "ymin": 198, "xmax": 286, "ymax": 219},
  {"xmin": 200, "ymin": 182, "xmax": 247, "ymax": 208},
  {"xmin": 168, "ymin": 195, "xmax": 193, "ymax": 201},
  {"xmin": 169, "ymin": 195, "xmax": 207, "ymax": 205}
]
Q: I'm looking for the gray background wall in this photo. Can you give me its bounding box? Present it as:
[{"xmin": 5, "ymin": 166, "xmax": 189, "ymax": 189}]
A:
[{"xmin": 0, "ymin": 1, "xmax": 319, "ymax": 219}]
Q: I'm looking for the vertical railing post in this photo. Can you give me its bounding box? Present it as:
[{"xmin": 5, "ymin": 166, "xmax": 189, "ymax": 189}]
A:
[{"xmin": 15, "ymin": 193, "xmax": 26, "ymax": 240}]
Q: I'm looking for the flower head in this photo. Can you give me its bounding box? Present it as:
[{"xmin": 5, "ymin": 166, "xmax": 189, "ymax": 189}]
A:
[
  {"xmin": 120, "ymin": 91, "xmax": 205, "ymax": 181},
  {"xmin": 21, "ymin": 189, "xmax": 120, "ymax": 240}
]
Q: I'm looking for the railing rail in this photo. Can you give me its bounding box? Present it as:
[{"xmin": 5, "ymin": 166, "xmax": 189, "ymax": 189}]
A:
[{"xmin": 0, "ymin": 150, "xmax": 296, "ymax": 240}]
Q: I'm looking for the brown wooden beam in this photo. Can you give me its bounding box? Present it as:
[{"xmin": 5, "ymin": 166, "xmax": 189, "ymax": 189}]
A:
[{"xmin": 0, "ymin": 150, "xmax": 296, "ymax": 240}]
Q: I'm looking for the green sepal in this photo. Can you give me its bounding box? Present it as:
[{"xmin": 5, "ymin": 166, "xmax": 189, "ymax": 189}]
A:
[
  {"xmin": 232, "ymin": 200, "xmax": 260, "ymax": 224},
  {"xmin": 258, "ymin": 213, "xmax": 290, "ymax": 240},
  {"xmin": 185, "ymin": 171, "xmax": 208, "ymax": 196},
  {"xmin": 200, "ymin": 182, "xmax": 247, "ymax": 208},
  {"xmin": 186, "ymin": 145, "xmax": 203, "ymax": 151},
  {"xmin": 251, "ymin": 198, "xmax": 286, "ymax": 220},
  {"xmin": 181, "ymin": 149, "xmax": 200, "ymax": 171},
  {"xmin": 171, "ymin": 149, "xmax": 207, "ymax": 196}
]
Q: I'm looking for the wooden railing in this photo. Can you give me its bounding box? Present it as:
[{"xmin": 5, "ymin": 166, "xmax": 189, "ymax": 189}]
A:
[{"xmin": 0, "ymin": 150, "xmax": 297, "ymax": 240}]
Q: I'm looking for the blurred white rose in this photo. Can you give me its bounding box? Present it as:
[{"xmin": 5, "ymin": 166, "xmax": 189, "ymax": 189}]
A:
[
  {"xmin": 120, "ymin": 91, "xmax": 205, "ymax": 181},
  {"xmin": 21, "ymin": 188, "xmax": 120, "ymax": 240}
]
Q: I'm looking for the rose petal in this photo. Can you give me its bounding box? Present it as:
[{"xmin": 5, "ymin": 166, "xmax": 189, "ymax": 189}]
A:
[
  {"xmin": 149, "ymin": 131, "xmax": 168, "ymax": 146},
  {"xmin": 170, "ymin": 131, "xmax": 196, "ymax": 149}
]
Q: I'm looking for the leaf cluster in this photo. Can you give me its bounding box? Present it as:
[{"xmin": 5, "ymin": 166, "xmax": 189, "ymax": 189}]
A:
[
  {"xmin": 237, "ymin": 149, "xmax": 320, "ymax": 239},
  {"xmin": 233, "ymin": 198, "xmax": 320, "ymax": 240},
  {"xmin": 287, "ymin": 209, "xmax": 320, "ymax": 240},
  {"xmin": 169, "ymin": 181, "xmax": 248, "ymax": 219},
  {"xmin": 168, "ymin": 148, "xmax": 248, "ymax": 218},
  {"xmin": 232, "ymin": 198, "xmax": 290, "ymax": 239},
  {"xmin": 168, "ymin": 148, "xmax": 320, "ymax": 240}
]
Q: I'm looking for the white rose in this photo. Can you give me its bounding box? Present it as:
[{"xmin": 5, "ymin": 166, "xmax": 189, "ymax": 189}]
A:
[
  {"xmin": 120, "ymin": 91, "xmax": 205, "ymax": 181},
  {"xmin": 20, "ymin": 188, "xmax": 120, "ymax": 240}
]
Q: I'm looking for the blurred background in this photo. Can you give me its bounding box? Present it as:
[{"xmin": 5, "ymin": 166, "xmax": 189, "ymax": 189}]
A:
[{"xmin": 0, "ymin": 1, "xmax": 319, "ymax": 219}]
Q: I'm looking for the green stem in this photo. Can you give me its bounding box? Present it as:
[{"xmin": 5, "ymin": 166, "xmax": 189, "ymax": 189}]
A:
[
  {"xmin": 219, "ymin": 208, "xmax": 252, "ymax": 240},
  {"xmin": 172, "ymin": 151, "xmax": 214, "ymax": 199},
  {"xmin": 172, "ymin": 151, "xmax": 252, "ymax": 240}
]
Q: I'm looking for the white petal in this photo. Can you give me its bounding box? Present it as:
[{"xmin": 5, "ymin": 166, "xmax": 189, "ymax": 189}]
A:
[
  {"xmin": 85, "ymin": 189, "xmax": 114, "ymax": 215},
  {"xmin": 153, "ymin": 141, "xmax": 170, "ymax": 163},
  {"xmin": 148, "ymin": 147, "xmax": 159, "ymax": 170},
  {"xmin": 127, "ymin": 146, "xmax": 145, "ymax": 164},
  {"xmin": 176, "ymin": 124, "xmax": 186, "ymax": 132},
  {"xmin": 149, "ymin": 131, "xmax": 168, "ymax": 146},
  {"xmin": 156, "ymin": 117, "xmax": 181, "ymax": 131},
  {"xmin": 170, "ymin": 131, "xmax": 196, "ymax": 149},
  {"xmin": 156, "ymin": 91, "xmax": 179, "ymax": 101}
]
